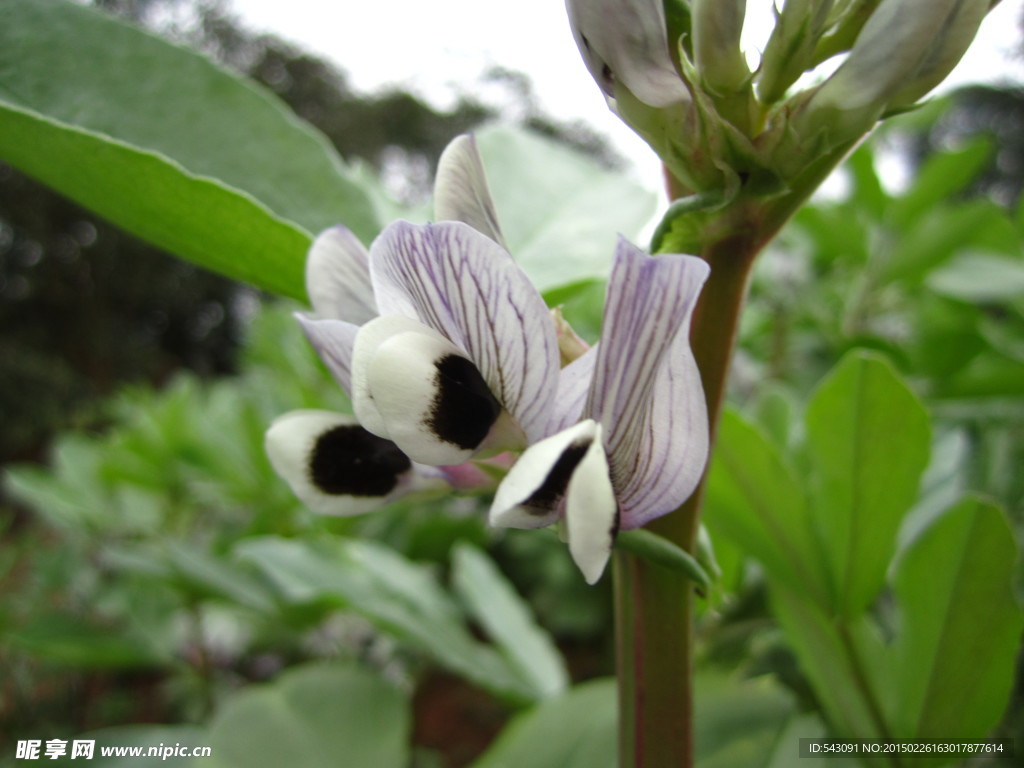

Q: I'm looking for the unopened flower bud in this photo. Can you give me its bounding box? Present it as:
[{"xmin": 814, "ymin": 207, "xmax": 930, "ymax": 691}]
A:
[
  {"xmin": 691, "ymin": 0, "xmax": 750, "ymax": 95},
  {"xmin": 885, "ymin": 0, "xmax": 988, "ymax": 109},
  {"xmin": 793, "ymin": 0, "xmax": 987, "ymax": 150},
  {"xmin": 757, "ymin": 0, "xmax": 835, "ymax": 104},
  {"xmin": 565, "ymin": 0, "xmax": 689, "ymax": 109}
]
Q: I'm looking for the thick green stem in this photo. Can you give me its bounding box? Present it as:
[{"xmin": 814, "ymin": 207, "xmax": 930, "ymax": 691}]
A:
[
  {"xmin": 613, "ymin": 143, "xmax": 859, "ymax": 765},
  {"xmin": 614, "ymin": 204, "xmax": 761, "ymax": 768}
]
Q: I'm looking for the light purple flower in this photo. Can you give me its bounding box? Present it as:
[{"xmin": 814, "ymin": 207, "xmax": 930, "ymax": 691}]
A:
[
  {"xmin": 266, "ymin": 136, "xmax": 559, "ymax": 516},
  {"xmin": 490, "ymin": 238, "xmax": 710, "ymax": 583}
]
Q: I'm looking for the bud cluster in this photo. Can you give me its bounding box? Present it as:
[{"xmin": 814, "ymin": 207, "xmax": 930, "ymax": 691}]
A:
[{"xmin": 566, "ymin": 0, "xmax": 992, "ymax": 200}]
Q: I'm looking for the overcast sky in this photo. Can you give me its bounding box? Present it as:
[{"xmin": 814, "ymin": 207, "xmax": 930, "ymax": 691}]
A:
[{"xmin": 225, "ymin": 0, "xmax": 1024, "ymax": 185}]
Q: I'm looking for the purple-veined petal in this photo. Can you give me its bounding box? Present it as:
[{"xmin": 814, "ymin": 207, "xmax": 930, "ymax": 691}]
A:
[
  {"xmin": 297, "ymin": 314, "xmax": 360, "ymax": 396},
  {"xmin": 296, "ymin": 313, "xmax": 360, "ymax": 397},
  {"xmin": 265, "ymin": 409, "xmax": 435, "ymax": 516},
  {"xmin": 548, "ymin": 345, "xmax": 598, "ymax": 434},
  {"xmin": 434, "ymin": 134, "xmax": 507, "ymax": 249},
  {"xmin": 563, "ymin": 423, "xmax": 618, "ymax": 584},
  {"xmin": 615, "ymin": 319, "xmax": 708, "ymax": 528},
  {"xmin": 490, "ymin": 419, "xmax": 600, "ymax": 530},
  {"xmin": 370, "ymin": 221, "xmax": 559, "ymax": 443},
  {"xmin": 305, "ymin": 226, "xmax": 378, "ymax": 324},
  {"xmin": 565, "ymin": 0, "xmax": 689, "ymax": 108},
  {"xmin": 585, "ymin": 238, "xmax": 709, "ymax": 528}
]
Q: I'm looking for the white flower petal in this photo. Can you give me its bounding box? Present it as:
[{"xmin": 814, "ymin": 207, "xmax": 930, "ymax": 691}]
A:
[
  {"xmin": 490, "ymin": 420, "xmax": 600, "ymax": 530},
  {"xmin": 565, "ymin": 0, "xmax": 689, "ymax": 108},
  {"xmin": 351, "ymin": 315, "xmax": 449, "ymax": 438},
  {"xmin": 296, "ymin": 314, "xmax": 359, "ymax": 396},
  {"xmin": 305, "ymin": 226, "xmax": 378, "ymax": 324},
  {"xmin": 367, "ymin": 329, "xmax": 504, "ymax": 466},
  {"xmin": 434, "ymin": 134, "xmax": 507, "ymax": 248},
  {"xmin": 586, "ymin": 238, "xmax": 709, "ymax": 528},
  {"xmin": 564, "ymin": 424, "xmax": 618, "ymax": 584},
  {"xmin": 370, "ymin": 221, "xmax": 559, "ymax": 442},
  {"xmin": 265, "ymin": 410, "xmax": 419, "ymax": 516}
]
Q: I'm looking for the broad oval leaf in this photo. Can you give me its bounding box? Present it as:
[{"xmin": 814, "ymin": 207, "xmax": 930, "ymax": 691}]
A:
[
  {"xmin": 891, "ymin": 495, "xmax": 1023, "ymax": 740},
  {"xmin": 805, "ymin": 351, "xmax": 931, "ymax": 617},
  {"xmin": 470, "ymin": 678, "xmax": 617, "ymax": 768},
  {"xmin": 0, "ymin": 106, "xmax": 311, "ymax": 299},
  {"xmin": 476, "ymin": 125, "xmax": 658, "ymax": 293},
  {"xmin": 0, "ymin": 0, "xmax": 382, "ymax": 299},
  {"xmin": 703, "ymin": 409, "xmax": 830, "ymax": 607},
  {"xmin": 206, "ymin": 663, "xmax": 408, "ymax": 768}
]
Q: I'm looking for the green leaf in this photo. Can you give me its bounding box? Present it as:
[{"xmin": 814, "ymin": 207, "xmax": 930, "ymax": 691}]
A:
[
  {"xmin": 805, "ymin": 351, "xmax": 930, "ymax": 616},
  {"xmin": 471, "ymin": 672, "xmax": 795, "ymax": 768},
  {"xmin": 845, "ymin": 144, "xmax": 889, "ymax": 221},
  {"xmin": 935, "ymin": 350, "xmax": 1024, "ymax": 399},
  {"xmin": 693, "ymin": 672, "xmax": 795, "ymax": 768},
  {"xmin": 770, "ymin": 585, "xmax": 891, "ymax": 742},
  {"xmin": 469, "ymin": 678, "xmax": 617, "ymax": 768},
  {"xmin": 162, "ymin": 542, "xmax": 277, "ymax": 614},
  {"xmin": 927, "ymin": 251, "xmax": 1024, "ymax": 303},
  {"xmin": 9, "ymin": 613, "xmax": 161, "ymax": 669},
  {"xmin": 890, "ymin": 495, "xmax": 1023, "ymax": 740},
  {"xmin": 791, "ymin": 205, "xmax": 870, "ymax": 268},
  {"xmin": 205, "ymin": 663, "xmax": 408, "ymax": 768},
  {"xmin": 877, "ymin": 201, "xmax": 1017, "ymax": 286},
  {"xmin": 889, "ymin": 138, "xmax": 991, "ymax": 231},
  {"xmin": 0, "ymin": 96, "xmax": 311, "ymax": 300},
  {"xmin": 235, "ymin": 537, "xmax": 535, "ymax": 702},
  {"xmin": 451, "ymin": 543, "xmax": 568, "ymax": 699},
  {"xmin": 703, "ymin": 410, "xmax": 830, "ymax": 606},
  {"xmin": 0, "ymin": 0, "xmax": 381, "ymax": 298},
  {"xmin": 476, "ymin": 125, "xmax": 657, "ymax": 292}
]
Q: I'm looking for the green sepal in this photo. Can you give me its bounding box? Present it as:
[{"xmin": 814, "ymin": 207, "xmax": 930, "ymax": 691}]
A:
[
  {"xmin": 650, "ymin": 193, "xmax": 725, "ymax": 254},
  {"xmin": 616, "ymin": 529, "xmax": 712, "ymax": 590}
]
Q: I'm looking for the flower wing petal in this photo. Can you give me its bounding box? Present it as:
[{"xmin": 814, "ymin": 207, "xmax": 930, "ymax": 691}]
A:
[
  {"xmin": 265, "ymin": 409, "xmax": 432, "ymax": 516},
  {"xmin": 434, "ymin": 134, "xmax": 507, "ymax": 248},
  {"xmin": 586, "ymin": 238, "xmax": 709, "ymax": 528},
  {"xmin": 296, "ymin": 315, "xmax": 360, "ymax": 396},
  {"xmin": 371, "ymin": 221, "xmax": 559, "ymax": 442},
  {"xmin": 305, "ymin": 226, "xmax": 378, "ymax": 324}
]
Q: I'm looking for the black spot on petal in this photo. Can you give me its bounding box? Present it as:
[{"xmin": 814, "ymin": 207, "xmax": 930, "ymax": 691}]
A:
[
  {"xmin": 427, "ymin": 354, "xmax": 501, "ymax": 451},
  {"xmin": 309, "ymin": 425, "xmax": 412, "ymax": 497},
  {"xmin": 524, "ymin": 439, "xmax": 592, "ymax": 514}
]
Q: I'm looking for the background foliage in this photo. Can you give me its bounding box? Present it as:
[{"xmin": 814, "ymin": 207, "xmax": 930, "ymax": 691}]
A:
[{"xmin": 1, "ymin": 1, "xmax": 1022, "ymax": 766}]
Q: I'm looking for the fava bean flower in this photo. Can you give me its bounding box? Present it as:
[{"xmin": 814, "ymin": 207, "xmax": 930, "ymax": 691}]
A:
[
  {"xmin": 490, "ymin": 238, "xmax": 710, "ymax": 583},
  {"xmin": 266, "ymin": 136, "xmax": 559, "ymax": 515}
]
